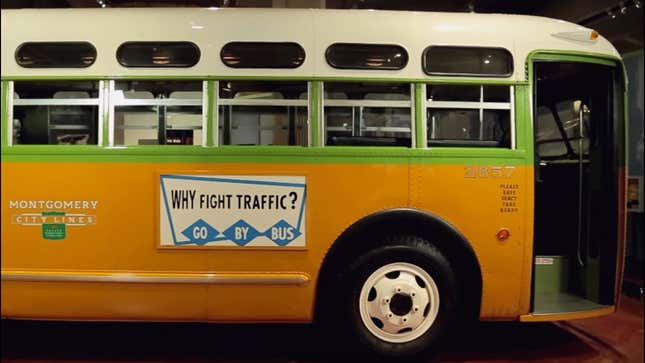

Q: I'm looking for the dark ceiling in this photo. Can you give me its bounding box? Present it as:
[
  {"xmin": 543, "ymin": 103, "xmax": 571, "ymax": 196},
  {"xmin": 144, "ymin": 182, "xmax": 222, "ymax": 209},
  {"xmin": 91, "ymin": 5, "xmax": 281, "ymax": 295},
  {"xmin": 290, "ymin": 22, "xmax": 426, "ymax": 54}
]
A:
[{"xmin": 2, "ymin": 0, "xmax": 643, "ymax": 53}]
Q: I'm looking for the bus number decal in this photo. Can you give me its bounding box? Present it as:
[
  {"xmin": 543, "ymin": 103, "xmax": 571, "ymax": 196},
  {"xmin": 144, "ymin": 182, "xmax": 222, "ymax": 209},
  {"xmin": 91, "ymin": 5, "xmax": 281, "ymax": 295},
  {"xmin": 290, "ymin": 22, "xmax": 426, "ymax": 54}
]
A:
[{"xmin": 159, "ymin": 175, "xmax": 307, "ymax": 247}]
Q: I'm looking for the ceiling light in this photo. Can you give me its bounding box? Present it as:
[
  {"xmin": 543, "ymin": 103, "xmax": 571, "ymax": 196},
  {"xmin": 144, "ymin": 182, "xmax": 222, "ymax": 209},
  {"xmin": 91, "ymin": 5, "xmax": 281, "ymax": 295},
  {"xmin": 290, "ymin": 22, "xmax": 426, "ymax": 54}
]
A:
[{"xmin": 619, "ymin": 2, "xmax": 628, "ymax": 14}]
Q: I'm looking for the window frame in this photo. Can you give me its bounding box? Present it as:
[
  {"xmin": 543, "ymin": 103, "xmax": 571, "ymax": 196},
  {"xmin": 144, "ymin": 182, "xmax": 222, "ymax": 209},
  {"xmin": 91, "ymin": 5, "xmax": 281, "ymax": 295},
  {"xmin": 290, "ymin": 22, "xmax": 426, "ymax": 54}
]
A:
[
  {"xmin": 9, "ymin": 80, "xmax": 104, "ymax": 146},
  {"xmin": 116, "ymin": 41, "xmax": 201, "ymax": 68},
  {"xmin": 15, "ymin": 42, "xmax": 97, "ymax": 69},
  {"xmin": 325, "ymin": 43, "xmax": 409, "ymax": 71},
  {"xmin": 216, "ymin": 80, "xmax": 310, "ymax": 147},
  {"xmin": 108, "ymin": 80, "xmax": 207, "ymax": 146},
  {"xmin": 422, "ymin": 46, "xmax": 514, "ymax": 78},
  {"xmin": 320, "ymin": 82, "xmax": 416, "ymax": 147},
  {"xmin": 425, "ymin": 84, "xmax": 515, "ymax": 149}
]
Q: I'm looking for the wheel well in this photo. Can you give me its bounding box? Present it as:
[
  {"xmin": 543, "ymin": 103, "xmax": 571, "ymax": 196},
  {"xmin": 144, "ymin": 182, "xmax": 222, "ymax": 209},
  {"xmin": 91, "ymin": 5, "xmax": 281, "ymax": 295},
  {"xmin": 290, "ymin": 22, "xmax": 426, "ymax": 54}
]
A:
[{"xmin": 315, "ymin": 208, "xmax": 482, "ymax": 323}]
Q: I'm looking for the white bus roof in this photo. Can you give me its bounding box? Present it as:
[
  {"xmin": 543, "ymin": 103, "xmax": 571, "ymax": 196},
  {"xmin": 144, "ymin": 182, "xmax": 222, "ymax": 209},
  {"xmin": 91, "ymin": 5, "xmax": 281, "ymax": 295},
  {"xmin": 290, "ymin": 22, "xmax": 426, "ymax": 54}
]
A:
[{"xmin": 0, "ymin": 8, "xmax": 621, "ymax": 81}]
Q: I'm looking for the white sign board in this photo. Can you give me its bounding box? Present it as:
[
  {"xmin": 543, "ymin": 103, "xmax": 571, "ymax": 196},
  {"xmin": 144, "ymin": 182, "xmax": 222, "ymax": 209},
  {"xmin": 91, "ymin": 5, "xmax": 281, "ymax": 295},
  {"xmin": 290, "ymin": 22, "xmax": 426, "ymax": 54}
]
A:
[{"xmin": 160, "ymin": 175, "xmax": 306, "ymax": 247}]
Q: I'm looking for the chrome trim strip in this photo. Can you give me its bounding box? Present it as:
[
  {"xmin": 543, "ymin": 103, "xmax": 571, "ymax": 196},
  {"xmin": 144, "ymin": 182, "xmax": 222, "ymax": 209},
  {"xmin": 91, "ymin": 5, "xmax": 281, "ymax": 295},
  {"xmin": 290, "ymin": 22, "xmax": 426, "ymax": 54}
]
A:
[{"xmin": 1, "ymin": 272, "xmax": 309, "ymax": 285}]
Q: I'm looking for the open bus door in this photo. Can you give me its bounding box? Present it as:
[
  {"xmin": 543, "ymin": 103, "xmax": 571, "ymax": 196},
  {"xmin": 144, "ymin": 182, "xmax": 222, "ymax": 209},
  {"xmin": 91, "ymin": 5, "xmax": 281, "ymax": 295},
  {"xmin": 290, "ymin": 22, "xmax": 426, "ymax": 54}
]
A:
[{"xmin": 532, "ymin": 60, "xmax": 625, "ymax": 315}]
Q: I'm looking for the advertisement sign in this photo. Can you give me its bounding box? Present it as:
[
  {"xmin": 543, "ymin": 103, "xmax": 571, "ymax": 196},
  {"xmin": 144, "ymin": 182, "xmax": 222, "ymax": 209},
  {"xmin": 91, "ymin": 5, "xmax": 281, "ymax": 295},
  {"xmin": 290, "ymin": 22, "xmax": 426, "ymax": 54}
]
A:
[{"xmin": 160, "ymin": 174, "xmax": 306, "ymax": 247}]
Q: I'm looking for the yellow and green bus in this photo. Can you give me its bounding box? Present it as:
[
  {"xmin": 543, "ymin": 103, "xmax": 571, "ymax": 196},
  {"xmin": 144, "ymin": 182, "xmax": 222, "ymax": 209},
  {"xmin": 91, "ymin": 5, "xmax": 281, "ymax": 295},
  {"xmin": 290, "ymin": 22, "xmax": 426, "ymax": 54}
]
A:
[{"xmin": 0, "ymin": 8, "xmax": 627, "ymax": 356}]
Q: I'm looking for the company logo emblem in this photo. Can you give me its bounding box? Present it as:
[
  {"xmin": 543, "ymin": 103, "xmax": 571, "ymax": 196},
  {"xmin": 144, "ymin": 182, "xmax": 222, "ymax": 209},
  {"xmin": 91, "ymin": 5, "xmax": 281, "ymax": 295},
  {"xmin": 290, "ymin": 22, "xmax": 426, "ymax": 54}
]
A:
[{"xmin": 9, "ymin": 200, "xmax": 99, "ymax": 240}]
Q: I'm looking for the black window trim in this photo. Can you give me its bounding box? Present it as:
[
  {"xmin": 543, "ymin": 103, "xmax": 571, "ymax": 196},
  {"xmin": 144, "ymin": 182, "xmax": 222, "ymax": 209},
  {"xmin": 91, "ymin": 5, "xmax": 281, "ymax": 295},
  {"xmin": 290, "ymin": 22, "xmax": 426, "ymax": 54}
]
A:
[
  {"xmin": 325, "ymin": 42, "xmax": 409, "ymax": 71},
  {"xmin": 422, "ymin": 45, "xmax": 514, "ymax": 78},
  {"xmin": 15, "ymin": 41, "xmax": 97, "ymax": 69},
  {"xmin": 116, "ymin": 41, "xmax": 201, "ymax": 68},
  {"xmin": 220, "ymin": 41, "xmax": 306, "ymax": 69}
]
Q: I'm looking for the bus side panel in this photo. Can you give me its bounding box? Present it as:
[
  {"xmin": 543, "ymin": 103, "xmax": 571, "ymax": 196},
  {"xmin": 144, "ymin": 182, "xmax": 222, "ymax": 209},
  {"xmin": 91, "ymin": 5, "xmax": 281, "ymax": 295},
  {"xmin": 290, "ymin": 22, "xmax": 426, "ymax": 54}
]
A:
[
  {"xmin": 410, "ymin": 163, "xmax": 530, "ymax": 319},
  {"xmin": 1, "ymin": 160, "xmax": 410, "ymax": 322}
]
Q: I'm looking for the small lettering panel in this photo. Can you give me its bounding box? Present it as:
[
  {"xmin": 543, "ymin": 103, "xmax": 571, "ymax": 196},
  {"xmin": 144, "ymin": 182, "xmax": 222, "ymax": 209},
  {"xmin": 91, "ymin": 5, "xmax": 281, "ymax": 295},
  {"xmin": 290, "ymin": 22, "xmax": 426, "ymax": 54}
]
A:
[{"xmin": 159, "ymin": 175, "xmax": 306, "ymax": 247}]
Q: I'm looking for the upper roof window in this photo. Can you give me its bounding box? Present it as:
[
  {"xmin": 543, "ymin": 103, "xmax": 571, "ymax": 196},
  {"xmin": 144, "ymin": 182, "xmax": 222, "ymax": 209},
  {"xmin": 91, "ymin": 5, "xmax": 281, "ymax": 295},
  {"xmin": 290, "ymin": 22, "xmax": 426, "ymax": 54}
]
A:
[
  {"xmin": 117, "ymin": 42, "xmax": 200, "ymax": 68},
  {"xmin": 16, "ymin": 42, "xmax": 96, "ymax": 68},
  {"xmin": 325, "ymin": 43, "xmax": 408, "ymax": 70},
  {"xmin": 423, "ymin": 46, "xmax": 513, "ymax": 77},
  {"xmin": 220, "ymin": 42, "xmax": 305, "ymax": 69}
]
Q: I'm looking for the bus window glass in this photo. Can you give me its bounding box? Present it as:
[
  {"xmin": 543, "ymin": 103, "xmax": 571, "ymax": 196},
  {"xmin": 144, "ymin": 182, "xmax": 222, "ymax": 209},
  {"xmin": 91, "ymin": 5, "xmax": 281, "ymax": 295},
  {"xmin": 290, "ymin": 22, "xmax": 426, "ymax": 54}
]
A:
[
  {"xmin": 536, "ymin": 101, "xmax": 590, "ymax": 159},
  {"xmin": 218, "ymin": 81, "xmax": 308, "ymax": 146},
  {"xmin": 112, "ymin": 81, "xmax": 203, "ymax": 145},
  {"xmin": 220, "ymin": 42, "xmax": 305, "ymax": 69},
  {"xmin": 12, "ymin": 81, "xmax": 100, "ymax": 145},
  {"xmin": 325, "ymin": 43, "xmax": 408, "ymax": 70},
  {"xmin": 428, "ymin": 84, "xmax": 480, "ymax": 102},
  {"xmin": 427, "ymin": 84, "xmax": 511, "ymax": 147},
  {"xmin": 423, "ymin": 46, "xmax": 513, "ymax": 76},
  {"xmin": 484, "ymin": 85, "xmax": 511, "ymax": 102},
  {"xmin": 117, "ymin": 42, "xmax": 200, "ymax": 68},
  {"xmin": 16, "ymin": 42, "xmax": 96, "ymax": 68},
  {"xmin": 324, "ymin": 82, "xmax": 411, "ymax": 146}
]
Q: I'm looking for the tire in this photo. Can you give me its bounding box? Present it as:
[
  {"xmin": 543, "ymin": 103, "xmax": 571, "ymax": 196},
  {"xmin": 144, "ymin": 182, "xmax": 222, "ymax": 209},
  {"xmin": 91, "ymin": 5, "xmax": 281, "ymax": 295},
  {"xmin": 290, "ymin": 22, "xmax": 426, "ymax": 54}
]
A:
[{"xmin": 331, "ymin": 236, "xmax": 458, "ymax": 357}]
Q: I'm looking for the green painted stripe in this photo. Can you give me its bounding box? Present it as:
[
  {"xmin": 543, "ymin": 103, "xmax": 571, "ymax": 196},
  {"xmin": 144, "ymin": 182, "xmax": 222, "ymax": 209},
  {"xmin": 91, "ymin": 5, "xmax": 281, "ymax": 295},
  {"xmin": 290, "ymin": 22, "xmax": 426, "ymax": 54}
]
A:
[
  {"xmin": 514, "ymin": 85, "xmax": 532, "ymax": 153},
  {"xmin": 526, "ymin": 50, "xmax": 621, "ymax": 84},
  {"xmin": 531, "ymin": 54, "xmax": 617, "ymax": 67},
  {"xmin": 310, "ymin": 81, "xmax": 323, "ymax": 147},
  {"xmin": 206, "ymin": 80, "xmax": 215, "ymax": 147},
  {"xmin": 1, "ymin": 81, "xmax": 8, "ymax": 147},
  {"xmin": 414, "ymin": 83, "xmax": 425, "ymax": 148},
  {"xmin": 1, "ymin": 144, "xmax": 531, "ymax": 166}
]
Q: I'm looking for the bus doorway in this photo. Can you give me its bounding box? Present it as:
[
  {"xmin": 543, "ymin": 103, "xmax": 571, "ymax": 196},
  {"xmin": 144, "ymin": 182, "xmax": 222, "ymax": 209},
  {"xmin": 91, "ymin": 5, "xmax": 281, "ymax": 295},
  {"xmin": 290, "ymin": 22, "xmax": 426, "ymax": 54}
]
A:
[{"xmin": 532, "ymin": 60, "xmax": 623, "ymax": 314}]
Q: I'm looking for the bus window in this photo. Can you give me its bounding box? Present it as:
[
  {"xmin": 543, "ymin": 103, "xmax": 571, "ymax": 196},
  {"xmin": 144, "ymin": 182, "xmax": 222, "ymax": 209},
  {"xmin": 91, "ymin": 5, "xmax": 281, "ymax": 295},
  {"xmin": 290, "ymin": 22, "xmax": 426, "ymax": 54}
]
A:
[
  {"xmin": 112, "ymin": 80, "xmax": 203, "ymax": 146},
  {"xmin": 427, "ymin": 84, "xmax": 511, "ymax": 147},
  {"xmin": 117, "ymin": 42, "xmax": 200, "ymax": 68},
  {"xmin": 325, "ymin": 43, "xmax": 408, "ymax": 70},
  {"xmin": 422, "ymin": 46, "xmax": 513, "ymax": 77},
  {"xmin": 16, "ymin": 42, "xmax": 96, "ymax": 68},
  {"xmin": 218, "ymin": 81, "xmax": 308, "ymax": 146},
  {"xmin": 220, "ymin": 42, "xmax": 305, "ymax": 69},
  {"xmin": 12, "ymin": 81, "xmax": 100, "ymax": 145},
  {"xmin": 324, "ymin": 82, "xmax": 411, "ymax": 147}
]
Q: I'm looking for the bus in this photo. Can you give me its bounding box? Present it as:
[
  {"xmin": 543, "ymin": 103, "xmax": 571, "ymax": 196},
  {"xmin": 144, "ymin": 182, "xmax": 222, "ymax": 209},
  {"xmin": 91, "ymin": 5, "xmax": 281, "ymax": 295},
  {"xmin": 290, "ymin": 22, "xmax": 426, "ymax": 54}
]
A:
[{"xmin": 0, "ymin": 8, "xmax": 627, "ymax": 357}]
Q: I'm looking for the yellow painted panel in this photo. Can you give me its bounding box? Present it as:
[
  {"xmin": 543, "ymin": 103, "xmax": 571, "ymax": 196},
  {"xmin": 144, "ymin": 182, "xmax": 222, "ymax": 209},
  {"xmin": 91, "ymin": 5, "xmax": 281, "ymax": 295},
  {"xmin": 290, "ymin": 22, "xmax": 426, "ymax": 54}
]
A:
[{"xmin": 1, "ymin": 161, "xmax": 533, "ymax": 321}]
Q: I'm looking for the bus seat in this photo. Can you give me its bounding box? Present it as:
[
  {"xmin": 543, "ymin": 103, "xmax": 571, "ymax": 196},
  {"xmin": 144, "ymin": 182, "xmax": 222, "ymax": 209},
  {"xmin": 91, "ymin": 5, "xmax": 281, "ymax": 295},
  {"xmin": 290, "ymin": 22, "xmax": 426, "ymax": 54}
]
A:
[
  {"xmin": 169, "ymin": 91, "xmax": 202, "ymax": 99},
  {"xmin": 327, "ymin": 136, "xmax": 411, "ymax": 147},
  {"xmin": 53, "ymin": 91, "xmax": 90, "ymax": 99}
]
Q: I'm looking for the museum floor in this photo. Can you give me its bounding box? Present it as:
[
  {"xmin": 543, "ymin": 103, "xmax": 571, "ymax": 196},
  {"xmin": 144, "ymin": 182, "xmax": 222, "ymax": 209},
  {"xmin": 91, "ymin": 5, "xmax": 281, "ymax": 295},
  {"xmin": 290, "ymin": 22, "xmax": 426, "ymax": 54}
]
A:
[{"xmin": 1, "ymin": 295, "xmax": 643, "ymax": 363}]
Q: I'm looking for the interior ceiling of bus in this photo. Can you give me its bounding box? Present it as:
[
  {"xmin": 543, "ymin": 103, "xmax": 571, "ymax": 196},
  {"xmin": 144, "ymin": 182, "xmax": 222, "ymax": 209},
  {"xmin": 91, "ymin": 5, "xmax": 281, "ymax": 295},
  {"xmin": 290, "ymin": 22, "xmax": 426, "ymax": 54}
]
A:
[{"xmin": 2, "ymin": 0, "xmax": 643, "ymax": 54}]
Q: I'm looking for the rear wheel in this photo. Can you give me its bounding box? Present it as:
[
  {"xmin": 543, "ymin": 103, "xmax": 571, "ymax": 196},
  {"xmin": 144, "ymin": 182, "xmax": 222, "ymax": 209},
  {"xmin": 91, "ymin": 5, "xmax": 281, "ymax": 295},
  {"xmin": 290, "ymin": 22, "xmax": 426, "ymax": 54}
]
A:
[{"xmin": 339, "ymin": 236, "xmax": 458, "ymax": 357}]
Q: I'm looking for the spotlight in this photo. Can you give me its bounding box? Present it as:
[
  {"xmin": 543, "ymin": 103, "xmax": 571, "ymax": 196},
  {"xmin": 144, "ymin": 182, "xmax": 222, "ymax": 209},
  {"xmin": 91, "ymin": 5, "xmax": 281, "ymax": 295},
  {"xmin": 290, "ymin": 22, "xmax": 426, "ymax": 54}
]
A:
[
  {"xmin": 635, "ymin": 0, "xmax": 641, "ymax": 9},
  {"xmin": 619, "ymin": 1, "xmax": 627, "ymax": 14},
  {"xmin": 607, "ymin": 10, "xmax": 617, "ymax": 18}
]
